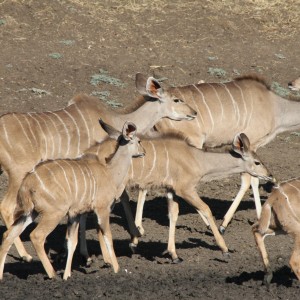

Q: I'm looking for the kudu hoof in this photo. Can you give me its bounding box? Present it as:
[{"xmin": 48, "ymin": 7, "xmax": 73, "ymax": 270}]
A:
[
  {"xmin": 172, "ymin": 257, "xmax": 183, "ymax": 264},
  {"xmin": 129, "ymin": 243, "xmax": 138, "ymax": 254},
  {"xmin": 22, "ymin": 255, "xmax": 33, "ymax": 263},
  {"xmin": 263, "ymin": 272, "xmax": 273, "ymax": 287},
  {"xmin": 85, "ymin": 257, "xmax": 93, "ymax": 267},
  {"xmin": 219, "ymin": 225, "xmax": 226, "ymax": 235},
  {"xmin": 222, "ymin": 251, "xmax": 231, "ymax": 260}
]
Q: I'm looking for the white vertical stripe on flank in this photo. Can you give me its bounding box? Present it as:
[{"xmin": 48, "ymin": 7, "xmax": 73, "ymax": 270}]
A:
[
  {"xmin": 76, "ymin": 162, "xmax": 87, "ymax": 204},
  {"xmin": 138, "ymin": 155, "xmax": 145, "ymax": 180},
  {"xmin": 233, "ymin": 82, "xmax": 247, "ymax": 129},
  {"xmin": 193, "ymin": 85, "xmax": 214, "ymax": 134},
  {"xmin": 23, "ymin": 114, "xmax": 38, "ymax": 147},
  {"xmin": 44, "ymin": 165, "xmax": 68, "ymax": 198},
  {"xmin": 64, "ymin": 160, "xmax": 79, "ymax": 201},
  {"xmin": 34, "ymin": 113, "xmax": 55, "ymax": 158},
  {"xmin": 28, "ymin": 113, "xmax": 48, "ymax": 158},
  {"xmin": 12, "ymin": 114, "xmax": 34, "ymax": 150},
  {"xmin": 207, "ymin": 83, "xmax": 224, "ymax": 122},
  {"xmin": 64, "ymin": 109, "xmax": 81, "ymax": 155},
  {"xmin": 2, "ymin": 118, "xmax": 13, "ymax": 148},
  {"xmin": 220, "ymin": 83, "xmax": 240, "ymax": 128},
  {"xmin": 48, "ymin": 112, "xmax": 71, "ymax": 156},
  {"xmin": 75, "ymin": 104, "xmax": 91, "ymax": 148},
  {"xmin": 287, "ymin": 182, "xmax": 300, "ymax": 194},
  {"xmin": 245, "ymin": 90, "xmax": 254, "ymax": 131},
  {"xmin": 43, "ymin": 112, "xmax": 62, "ymax": 156},
  {"xmin": 84, "ymin": 164, "xmax": 94, "ymax": 201},
  {"xmin": 145, "ymin": 141, "xmax": 156, "ymax": 180},
  {"xmin": 33, "ymin": 170, "xmax": 56, "ymax": 202},
  {"xmin": 53, "ymin": 161, "xmax": 72, "ymax": 195}
]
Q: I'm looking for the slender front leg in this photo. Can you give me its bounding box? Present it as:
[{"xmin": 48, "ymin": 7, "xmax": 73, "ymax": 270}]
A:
[
  {"xmin": 252, "ymin": 225, "xmax": 275, "ymax": 287},
  {"xmin": 166, "ymin": 192, "xmax": 182, "ymax": 263},
  {"xmin": 176, "ymin": 188, "xmax": 229, "ymax": 255},
  {"xmin": 220, "ymin": 173, "xmax": 252, "ymax": 233},
  {"xmin": 96, "ymin": 208, "xmax": 119, "ymax": 273},
  {"xmin": 131, "ymin": 189, "xmax": 147, "ymax": 247},
  {"xmin": 251, "ymin": 176, "xmax": 261, "ymax": 219},
  {"xmin": 63, "ymin": 216, "xmax": 80, "ymax": 280}
]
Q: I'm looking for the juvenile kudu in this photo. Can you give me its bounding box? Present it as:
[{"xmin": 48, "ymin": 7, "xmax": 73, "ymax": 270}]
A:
[
  {"xmin": 82, "ymin": 132, "xmax": 274, "ymax": 262},
  {"xmin": 136, "ymin": 73, "xmax": 300, "ymax": 232},
  {"xmin": 0, "ymin": 75, "xmax": 196, "ymax": 262},
  {"xmin": 0, "ymin": 120, "xmax": 145, "ymax": 280},
  {"xmin": 252, "ymin": 178, "xmax": 300, "ymax": 286}
]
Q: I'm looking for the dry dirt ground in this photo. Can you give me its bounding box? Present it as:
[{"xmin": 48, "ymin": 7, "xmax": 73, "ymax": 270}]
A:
[{"xmin": 1, "ymin": 1, "xmax": 300, "ymax": 299}]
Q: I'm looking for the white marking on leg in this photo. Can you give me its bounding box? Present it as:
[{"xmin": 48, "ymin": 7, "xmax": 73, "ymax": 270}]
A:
[{"xmin": 103, "ymin": 235, "xmax": 113, "ymax": 257}]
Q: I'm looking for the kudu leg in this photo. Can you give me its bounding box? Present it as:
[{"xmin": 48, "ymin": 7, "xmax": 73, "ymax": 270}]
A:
[
  {"xmin": 0, "ymin": 179, "xmax": 33, "ymax": 262},
  {"xmin": 78, "ymin": 213, "xmax": 93, "ymax": 265},
  {"xmin": 63, "ymin": 216, "xmax": 80, "ymax": 280},
  {"xmin": 176, "ymin": 189, "xmax": 229, "ymax": 255},
  {"xmin": 252, "ymin": 226, "xmax": 275, "ymax": 286},
  {"xmin": 251, "ymin": 176, "xmax": 262, "ymax": 219},
  {"xmin": 130, "ymin": 189, "xmax": 148, "ymax": 248},
  {"xmin": 0, "ymin": 214, "xmax": 34, "ymax": 280},
  {"xmin": 166, "ymin": 193, "xmax": 182, "ymax": 263},
  {"xmin": 95, "ymin": 208, "xmax": 119, "ymax": 273},
  {"xmin": 220, "ymin": 173, "xmax": 252, "ymax": 233},
  {"xmin": 30, "ymin": 212, "xmax": 65, "ymax": 279}
]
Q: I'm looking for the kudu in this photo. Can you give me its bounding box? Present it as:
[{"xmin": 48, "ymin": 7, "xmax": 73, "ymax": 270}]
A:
[
  {"xmin": 252, "ymin": 178, "xmax": 300, "ymax": 287},
  {"xmin": 81, "ymin": 132, "xmax": 273, "ymax": 262},
  {"xmin": 0, "ymin": 120, "xmax": 145, "ymax": 280},
  {"xmin": 288, "ymin": 77, "xmax": 300, "ymax": 91},
  {"xmin": 0, "ymin": 75, "xmax": 196, "ymax": 262},
  {"xmin": 136, "ymin": 73, "xmax": 300, "ymax": 233}
]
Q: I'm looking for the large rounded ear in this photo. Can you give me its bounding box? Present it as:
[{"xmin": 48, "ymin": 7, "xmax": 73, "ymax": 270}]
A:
[
  {"xmin": 232, "ymin": 133, "xmax": 250, "ymax": 156},
  {"xmin": 99, "ymin": 119, "xmax": 120, "ymax": 140},
  {"xmin": 135, "ymin": 73, "xmax": 164, "ymax": 100},
  {"xmin": 122, "ymin": 121, "xmax": 137, "ymax": 141}
]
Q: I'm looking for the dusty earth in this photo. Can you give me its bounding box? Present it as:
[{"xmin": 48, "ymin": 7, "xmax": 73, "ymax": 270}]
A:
[{"xmin": 1, "ymin": 0, "xmax": 300, "ymax": 299}]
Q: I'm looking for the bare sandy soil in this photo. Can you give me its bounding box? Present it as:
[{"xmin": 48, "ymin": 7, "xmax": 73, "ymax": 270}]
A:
[{"xmin": 0, "ymin": 1, "xmax": 300, "ymax": 299}]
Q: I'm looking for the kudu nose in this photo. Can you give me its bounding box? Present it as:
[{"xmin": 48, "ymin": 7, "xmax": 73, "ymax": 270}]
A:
[{"xmin": 288, "ymin": 82, "xmax": 292, "ymax": 87}]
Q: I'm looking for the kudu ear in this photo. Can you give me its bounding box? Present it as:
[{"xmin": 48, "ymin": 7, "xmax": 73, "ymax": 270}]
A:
[
  {"xmin": 135, "ymin": 73, "xmax": 164, "ymax": 101},
  {"xmin": 99, "ymin": 119, "xmax": 121, "ymax": 140},
  {"xmin": 232, "ymin": 133, "xmax": 250, "ymax": 156},
  {"xmin": 122, "ymin": 121, "xmax": 137, "ymax": 141}
]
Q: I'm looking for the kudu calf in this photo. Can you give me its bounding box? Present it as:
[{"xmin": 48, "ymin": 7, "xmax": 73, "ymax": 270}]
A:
[
  {"xmin": 82, "ymin": 132, "xmax": 273, "ymax": 262},
  {"xmin": 137, "ymin": 73, "xmax": 300, "ymax": 232},
  {"xmin": 0, "ymin": 75, "xmax": 196, "ymax": 262},
  {"xmin": 0, "ymin": 120, "xmax": 145, "ymax": 280},
  {"xmin": 252, "ymin": 178, "xmax": 300, "ymax": 286}
]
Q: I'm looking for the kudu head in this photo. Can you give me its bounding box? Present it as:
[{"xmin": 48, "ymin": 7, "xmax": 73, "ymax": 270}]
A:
[
  {"xmin": 288, "ymin": 77, "xmax": 300, "ymax": 91},
  {"xmin": 135, "ymin": 73, "xmax": 197, "ymax": 121},
  {"xmin": 231, "ymin": 133, "xmax": 275, "ymax": 182},
  {"xmin": 99, "ymin": 119, "xmax": 145, "ymax": 158}
]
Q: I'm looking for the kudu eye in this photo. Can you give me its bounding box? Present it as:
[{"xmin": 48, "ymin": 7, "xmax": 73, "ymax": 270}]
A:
[
  {"xmin": 254, "ymin": 161, "xmax": 261, "ymax": 166},
  {"xmin": 173, "ymin": 98, "xmax": 182, "ymax": 103}
]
